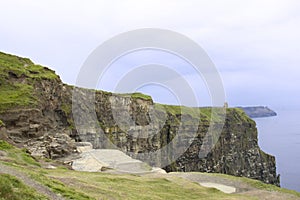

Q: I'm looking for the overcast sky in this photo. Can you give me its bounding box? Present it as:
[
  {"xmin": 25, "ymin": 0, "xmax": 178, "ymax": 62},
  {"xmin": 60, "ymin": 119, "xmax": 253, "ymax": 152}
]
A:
[{"xmin": 1, "ymin": 0, "xmax": 300, "ymax": 107}]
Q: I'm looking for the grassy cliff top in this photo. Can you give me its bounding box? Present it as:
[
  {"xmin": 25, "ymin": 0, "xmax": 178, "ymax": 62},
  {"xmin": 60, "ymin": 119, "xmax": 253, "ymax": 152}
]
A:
[
  {"xmin": 0, "ymin": 52, "xmax": 58, "ymax": 80},
  {"xmin": 117, "ymin": 92, "xmax": 153, "ymax": 101},
  {"xmin": 0, "ymin": 52, "xmax": 59, "ymax": 111},
  {"xmin": 154, "ymin": 103, "xmax": 252, "ymax": 124},
  {"xmin": 0, "ymin": 51, "xmax": 250, "ymax": 120}
]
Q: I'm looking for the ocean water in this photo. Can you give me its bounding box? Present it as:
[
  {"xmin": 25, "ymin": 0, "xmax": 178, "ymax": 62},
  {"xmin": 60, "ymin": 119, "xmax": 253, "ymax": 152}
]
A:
[{"xmin": 254, "ymin": 107, "xmax": 300, "ymax": 192}]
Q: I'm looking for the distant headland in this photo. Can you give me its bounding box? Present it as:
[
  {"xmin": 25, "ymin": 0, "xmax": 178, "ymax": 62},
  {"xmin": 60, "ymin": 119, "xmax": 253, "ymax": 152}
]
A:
[{"xmin": 238, "ymin": 106, "xmax": 277, "ymax": 118}]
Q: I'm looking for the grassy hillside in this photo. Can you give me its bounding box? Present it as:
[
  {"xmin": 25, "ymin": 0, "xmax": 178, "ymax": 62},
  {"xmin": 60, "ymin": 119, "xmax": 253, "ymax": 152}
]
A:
[
  {"xmin": 1, "ymin": 139, "xmax": 299, "ymax": 199},
  {"xmin": 0, "ymin": 140, "xmax": 245, "ymax": 200},
  {"xmin": 0, "ymin": 52, "xmax": 58, "ymax": 111},
  {"xmin": 0, "ymin": 51, "xmax": 299, "ymax": 199},
  {"xmin": 0, "ymin": 174, "xmax": 47, "ymax": 200}
]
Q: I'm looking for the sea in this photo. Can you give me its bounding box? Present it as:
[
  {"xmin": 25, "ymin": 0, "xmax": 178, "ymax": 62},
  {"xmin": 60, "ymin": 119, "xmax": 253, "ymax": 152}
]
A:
[{"xmin": 254, "ymin": 106, "xmax": 300, "ymax": 192}]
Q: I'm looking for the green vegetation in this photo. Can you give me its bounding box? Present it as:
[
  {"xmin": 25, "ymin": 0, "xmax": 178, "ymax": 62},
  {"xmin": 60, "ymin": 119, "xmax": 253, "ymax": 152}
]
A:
[
  {"xmin": 1, "ymin": 139, "xmax": 300, "ymax": 199},
  {"xmin": 61, "ymin": 103, "xmax": 76, "ymax": 130},
  {"xmin": 28, "ymin": 172, "xmax": 93, "ymax": 200},
  {"xmin": 227, "ymin": 108, "xmax": 253, "ymax": 123},
  {"xmin": 0, "ymin": 139, "xmax": 251, "ymax": 200},
  {"xmin": 155, "ymin": 103, "xmax": 201, "ymax": 118},
  {"xmin": 206, "ymin": 172, "xmax": 300, "ymax": 198},
  {"xmin": 0, "ymin": 51, "xmax": 299, "ymax": 199},
  {"xmin": 0, "ymin": 51, "xmax": 59, "ymax": 111},
  {"xmin": 130, "ymin": 92, "xmax": 153, "ymax": 101},
  {"xmin": 41, "ymin": 169, "xmax": 247, "ymax": 200},
  {"xmin": 61, "ymin": 103, "xmax": 71, "ymax": 116},
  {"xmin": 0, "ymin": 140, "xmax": 14, "ymax": 150},
  {"xmin": 120, "ymin": 92, "xmax": 153, "ymax": 101},
  {"xmin": 0, "ymin": 52, "xmax": 58, "ymax": 80},
  {"xmin": 97, "ymin": 89, "xmax": 112, "ymax": 96},
  {"xmin": 0, "ymin": 174, "xmax": 47, "ymax": 200},
  {"xmin": 0, "ymin": 120, "xmax": 4, "ymax": 127},
  {"xmin": 0, "ymin": 140, "xmax": 40, "ymax": 167},
  {"xmin": 243, "ymin": 176, "xmax": 300, "ymax": 197},
  {"xmin": 0, "ymin": 140, "xmax": 90, "ymax": 199},
  {"xmin": 154, "ymin": 103, "xmax": 228, "ymax": 123},
  {"xmin": 0, "ymin": 52, "xmax": 33, "ymax": 68},
  {"xmin": 0, "ymin": 83, "xmax": 36, "ymax": 111}
]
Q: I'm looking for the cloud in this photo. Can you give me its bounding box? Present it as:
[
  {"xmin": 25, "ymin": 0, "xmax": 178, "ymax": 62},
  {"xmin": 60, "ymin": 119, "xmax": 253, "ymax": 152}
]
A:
[{"xmin": 0, "ymin": 0, "xmax": 299, "ymax": 106}]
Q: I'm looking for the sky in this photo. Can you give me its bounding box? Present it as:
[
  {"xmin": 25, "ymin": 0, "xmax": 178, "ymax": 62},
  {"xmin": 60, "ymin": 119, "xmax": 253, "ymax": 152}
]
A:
[{"xmin": 1, "ymin": 0, "xmax": 300, "ymax": 107}]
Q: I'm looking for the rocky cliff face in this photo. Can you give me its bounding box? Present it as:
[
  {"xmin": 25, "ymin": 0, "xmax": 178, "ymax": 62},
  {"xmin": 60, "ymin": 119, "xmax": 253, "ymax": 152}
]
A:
[
  {"xmin": 0, "ymin": 52, "xmax": 77, "ymax": 159},
  {"xmin": 0, "ymin": 52, "xmax": 279, "ymax": 186}
]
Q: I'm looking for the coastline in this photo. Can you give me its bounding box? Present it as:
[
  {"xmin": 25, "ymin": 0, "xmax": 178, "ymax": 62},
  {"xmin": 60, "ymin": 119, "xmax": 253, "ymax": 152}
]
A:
[{"xmin": 255, "ymin": 107, "xmax": 300, "ymax": 192}]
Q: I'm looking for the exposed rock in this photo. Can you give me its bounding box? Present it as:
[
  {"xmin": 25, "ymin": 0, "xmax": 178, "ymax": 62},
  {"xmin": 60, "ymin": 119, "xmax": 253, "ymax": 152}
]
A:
[
  {"xmin": 72, "ymin": 149, "xmax": 155, "ymax": 173},
  {"xmin": 0, "ymin": 126, "xmax": 8, "ymax": 141},
  {"xmin": 70, "ymin": 88, "xmax": 280, "ymax": 186},
  {"xmin": 0, "ymin": 51, "xmax": 280, "ymax": 186},
  {"xmin": 76, "ymin": 142, "xmax": 93, "ymax": 153},
  {"xmin": 45, "ymin": 165, "xmax": 57, "ymax": 169},
  {"xmin": 0, "ymin": 150, "xmax": 7, "ymax": 157},
  {"xmin": 25, "ymin": 132, "xmax": 78, "ymax": 159},
  {"xmin": 151, "ymin": 167, "xmax": 167, "ymax": 174},
  {"xmin": 0, "ymin": 121, "xmax": 15, "ymax": 146},
  {"xmin": 72, "ymin": 152, "xmax": 109, "ymax": 172},
  {"xmin": 199, "ymin": 182, "xmax": 236, "ymax": 194}
]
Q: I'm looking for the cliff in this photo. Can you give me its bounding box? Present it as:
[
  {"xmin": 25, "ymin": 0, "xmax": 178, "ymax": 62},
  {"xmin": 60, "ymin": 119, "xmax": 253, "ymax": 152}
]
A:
[
  {"xmin": 238, "ymin": 106, "xmax": 277, "ymax": 118},
  {"xmin": 0, "ymin": 52, "xmax": 279, "ymax": 186}
]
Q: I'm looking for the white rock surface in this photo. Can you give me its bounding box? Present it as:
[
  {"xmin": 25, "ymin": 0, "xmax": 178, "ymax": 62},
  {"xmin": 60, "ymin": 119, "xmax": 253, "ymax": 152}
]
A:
[
  {"xmin": 76, "ymin": 142, "xmax": 93, "ymax": 153},
  {"xmin": 199, "ymin": 182, "xmax": 236, "ymax": 194},
  {"xmin": 72, "ymin": 151, "xmax": 109, "ymax": 172},
  {"xmin": 72, "ymin": 148, "xmax": 165, "ymax": 174}
]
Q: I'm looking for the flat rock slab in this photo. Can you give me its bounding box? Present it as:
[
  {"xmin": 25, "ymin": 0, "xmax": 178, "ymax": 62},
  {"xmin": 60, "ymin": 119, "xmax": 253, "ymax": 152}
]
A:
[
  {"xmin": 72, "ymin": 149, "xmax": 154, "ymax": 173},
  {"xmin": 72, "ymin": 152, "xmax": 109, "ymax": 172},
  {"xmin": 199, "ymin": 182, "xmax": 236, "ymax": 194}
]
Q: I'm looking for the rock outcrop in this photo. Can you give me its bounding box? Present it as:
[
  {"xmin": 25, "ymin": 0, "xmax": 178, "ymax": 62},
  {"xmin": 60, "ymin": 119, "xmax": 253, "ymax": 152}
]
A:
[
  {"xmin": 238, "ymin": 106, "xmax": 277, "ymax": 118},
  {"xmin": 0, "ymin": 51, "xmax": 280, "ymax": 186}
]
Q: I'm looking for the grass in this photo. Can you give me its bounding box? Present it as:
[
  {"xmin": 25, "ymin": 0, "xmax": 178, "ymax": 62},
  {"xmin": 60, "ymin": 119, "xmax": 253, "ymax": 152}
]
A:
[
  {"xmin": 0, "ymin": 120, "xmax": 4, "ymax": 127},
  {"xmin": 28, "ymin": 172, "xmax": 93, "ymax": 200},
  {"xmin": 243, "ymin": 177, "xmax": 300, "ymax": 197},
  {"xmin": 3, "ymin": 163, "xmax": 249, "ymax": 200},
  {"xmin": 0, "ymin": 140, "xmax": 14, "ymax": 150},
  {"xmin": 0, "ymin": 52, "xmax": 33, "ymax": 69},
  {"xmin": 154, "ymin": 103, "xmax": 201, "ymax": 119},
  {"xmin": 154, "ymin": 103, "xmax": 227, "ymax": 123},
  {"xmin": 44, "ymin": 169, "xmax": 249, "ymax": 200},
  {"xmin": 0, "ymin": 140, "xmax": 91, "ymax": 199},
  {"xmin": 0, "ymin": 83, "xmax": 36, "ymax": 111},
  {"xmin": 0, "ymin": 139, "xmax": 254, "ymax": 200},
  {"xmin": 0, "ymin": 51, "xmax": 299, "ymax": 199},
  {"xmin": 0, "ymin": 174, "xmax": 48, "ymax": 200},
  {"xmin": 0, "ymin": 52, "xmax": 58, "ymax": 80},
  {"xmin": 119, "ymin": 92, "xmax": 153, "ymax": 101},
  {"xmin": 0, "ymin": 140, "xmax": 40, "ymax": 167},
  {"xmin": 204, "ymin": 172, "xmax": 300, "ymax": 198},
  {"xmin": 1, "ymin": 139, "xmax": 300, "ymax": 199},
  {"xmin": 61, "ymin": 103, "xmax": 71, "ymax": 116},
  {"xmin": 0, "ymin": 51, "xmax": 59, "ymax": 111}
]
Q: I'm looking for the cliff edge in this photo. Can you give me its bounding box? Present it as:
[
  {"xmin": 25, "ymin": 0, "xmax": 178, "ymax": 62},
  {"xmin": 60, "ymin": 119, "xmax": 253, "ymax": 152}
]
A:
[
  {"xmin": 0, "ymin": 51, "xmax": 280, "ymax": 186},
  {"xmin": 238, "ymin": 106, "xmax": 277, "ymax": 118}
]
